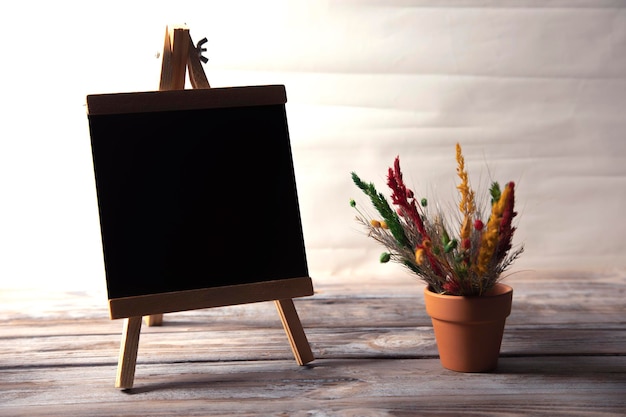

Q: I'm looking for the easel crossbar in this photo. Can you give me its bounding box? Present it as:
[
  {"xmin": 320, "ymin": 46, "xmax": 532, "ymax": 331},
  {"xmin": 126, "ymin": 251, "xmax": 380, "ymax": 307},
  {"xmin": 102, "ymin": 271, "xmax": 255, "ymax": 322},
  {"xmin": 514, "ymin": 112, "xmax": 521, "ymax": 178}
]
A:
[{"xmin": 109, "ymin": 277, "xmax": 314, "ymax": 319}]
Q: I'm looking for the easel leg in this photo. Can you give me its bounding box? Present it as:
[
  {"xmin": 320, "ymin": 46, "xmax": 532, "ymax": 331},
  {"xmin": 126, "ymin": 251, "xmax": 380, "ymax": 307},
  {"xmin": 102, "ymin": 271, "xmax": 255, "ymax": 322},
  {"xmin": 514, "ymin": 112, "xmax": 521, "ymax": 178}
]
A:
[
  {"xmin": 274, "ymin": 299, "xmax": 314, "ymax": 365},
  {"xmin": 144, "ymin": 314, "xmax": 163, "ymax": 326},
  {"xmin": 115, "ymin": 316, "xmax": 142, "ymax": 389}
]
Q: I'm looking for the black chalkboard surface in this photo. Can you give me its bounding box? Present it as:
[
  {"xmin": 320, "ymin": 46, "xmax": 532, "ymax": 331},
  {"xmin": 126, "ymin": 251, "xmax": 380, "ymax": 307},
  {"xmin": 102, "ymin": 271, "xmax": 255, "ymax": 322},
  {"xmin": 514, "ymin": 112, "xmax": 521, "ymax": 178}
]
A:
[{"xmin": 87, "ymin": 85, "xmax": 311, "ymax": 315}]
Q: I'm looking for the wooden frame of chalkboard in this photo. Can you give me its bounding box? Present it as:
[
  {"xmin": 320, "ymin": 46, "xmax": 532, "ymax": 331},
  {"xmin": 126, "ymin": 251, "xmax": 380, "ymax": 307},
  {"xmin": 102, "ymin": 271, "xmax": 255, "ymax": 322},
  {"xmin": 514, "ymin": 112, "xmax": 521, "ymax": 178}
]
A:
[
  {"xmin": 87, "ymin": 85, "xmax": 314, "ymax": 315},
  {"xmin": 86, "ymin": 25, "xmax": 315, "ymax": 389}
]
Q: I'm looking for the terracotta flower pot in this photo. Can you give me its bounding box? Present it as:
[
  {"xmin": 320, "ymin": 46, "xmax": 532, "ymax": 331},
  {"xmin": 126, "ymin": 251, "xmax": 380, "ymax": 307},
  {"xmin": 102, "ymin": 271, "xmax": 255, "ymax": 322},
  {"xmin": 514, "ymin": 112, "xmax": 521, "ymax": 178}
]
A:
[{"xmin": 423, "ymin": 283, "xmax": 513, "ymax": 372}]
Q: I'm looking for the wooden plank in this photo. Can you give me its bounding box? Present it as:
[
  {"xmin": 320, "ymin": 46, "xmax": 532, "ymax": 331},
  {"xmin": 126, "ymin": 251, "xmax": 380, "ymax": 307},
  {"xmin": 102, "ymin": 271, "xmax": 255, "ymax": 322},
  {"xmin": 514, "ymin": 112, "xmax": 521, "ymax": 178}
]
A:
[
  {"xmin": 4, "ymin": 295, "xmax": 623, "ymax": 331},
  {"xmin": 1, "ymin": 326, "xmax": 624, "ymax": 369},
  {"xmin": 4, "ymin": 284, "xmax": 626, "ymax": 330},
  {"xmin": 5, "ymin": 269, "xmax": 625, "ymax": 325},
  {"xmin": 1, "ymin": 358, "xmax": 624, "ymax": 416}
]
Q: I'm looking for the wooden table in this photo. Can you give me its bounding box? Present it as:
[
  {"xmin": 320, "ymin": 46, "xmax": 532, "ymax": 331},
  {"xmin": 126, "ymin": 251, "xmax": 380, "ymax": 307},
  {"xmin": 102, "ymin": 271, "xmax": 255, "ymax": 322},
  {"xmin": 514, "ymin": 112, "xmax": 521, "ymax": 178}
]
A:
[{"xmin": 1, "ymin": 269, "xmax": 625, "ymax": 416}]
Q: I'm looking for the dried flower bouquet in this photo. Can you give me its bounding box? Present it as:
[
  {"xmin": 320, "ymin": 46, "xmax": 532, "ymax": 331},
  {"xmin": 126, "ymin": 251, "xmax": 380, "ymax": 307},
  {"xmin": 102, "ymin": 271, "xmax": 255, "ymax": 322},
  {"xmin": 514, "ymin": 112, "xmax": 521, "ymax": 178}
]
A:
[{"xmin": 350, "ymin": 143, "xmax": 524, "ymax": 296}]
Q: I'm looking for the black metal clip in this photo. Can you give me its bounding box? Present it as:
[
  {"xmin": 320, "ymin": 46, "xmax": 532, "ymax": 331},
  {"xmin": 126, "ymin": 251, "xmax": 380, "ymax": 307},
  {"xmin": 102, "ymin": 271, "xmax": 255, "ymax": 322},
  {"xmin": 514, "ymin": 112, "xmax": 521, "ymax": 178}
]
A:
[{"xmin": 196, "ymin": 37, "xmax": 209, "ymax": 64}]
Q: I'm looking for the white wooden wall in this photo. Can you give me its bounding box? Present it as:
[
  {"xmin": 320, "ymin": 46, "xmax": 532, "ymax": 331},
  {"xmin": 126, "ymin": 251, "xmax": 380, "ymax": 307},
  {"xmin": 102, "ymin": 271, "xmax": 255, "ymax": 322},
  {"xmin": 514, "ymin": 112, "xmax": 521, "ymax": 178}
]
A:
[{"xmin": 1, "ymin": 1, "xmax": 624, "ymax": 292}]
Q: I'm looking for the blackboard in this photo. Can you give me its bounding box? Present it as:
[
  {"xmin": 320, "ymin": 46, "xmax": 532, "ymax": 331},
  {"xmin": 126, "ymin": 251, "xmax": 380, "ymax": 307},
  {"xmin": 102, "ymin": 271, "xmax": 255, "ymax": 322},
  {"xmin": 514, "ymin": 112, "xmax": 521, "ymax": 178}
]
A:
[{"xmin": 86, "ymin": 85, "xmax": 311, "ymax": 316}]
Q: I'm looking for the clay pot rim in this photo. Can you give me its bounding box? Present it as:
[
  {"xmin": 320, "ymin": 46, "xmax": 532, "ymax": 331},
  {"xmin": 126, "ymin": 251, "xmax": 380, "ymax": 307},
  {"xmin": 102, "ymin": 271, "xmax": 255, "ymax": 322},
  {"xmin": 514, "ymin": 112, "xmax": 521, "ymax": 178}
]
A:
[
  {"xmin": 423, "ymin": 282, "xmax": 513, "ymax": 322},
  {"xmin": 424, "ymin": 282, "xmax": 513, "ymax": 300}
]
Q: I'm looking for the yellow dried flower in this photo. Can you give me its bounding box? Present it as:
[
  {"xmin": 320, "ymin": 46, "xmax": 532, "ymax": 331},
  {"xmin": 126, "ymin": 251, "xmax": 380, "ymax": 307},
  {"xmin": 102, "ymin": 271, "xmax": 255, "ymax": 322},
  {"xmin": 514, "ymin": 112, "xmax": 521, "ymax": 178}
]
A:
[
  {"xmin": 456, "ymin": 143, "xmax": 476, "ymax": 242},
  {"xmin": 415, "ymin": 248, "xmax": 425, "ymax": 265},
  {"xmin": 476, "ymin": 184, "xmax": 511, "ymax": 276},
  {"xmin": 380, "ymin": 220, "xmax": 388, "ymax": 229},
  {"xmin": 370, "ymin": 219, "xmax": 381, "ymax": 228}
]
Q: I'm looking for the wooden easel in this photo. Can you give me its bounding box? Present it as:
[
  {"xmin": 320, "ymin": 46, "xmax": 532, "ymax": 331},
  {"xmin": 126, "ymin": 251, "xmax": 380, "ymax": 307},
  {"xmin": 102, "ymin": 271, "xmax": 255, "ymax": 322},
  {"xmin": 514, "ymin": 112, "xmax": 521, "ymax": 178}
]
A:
[{"xmin": 114, "ymin": 25, "xmax": 314, "ymax": 389}]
